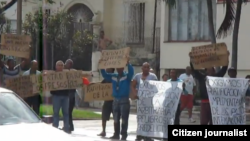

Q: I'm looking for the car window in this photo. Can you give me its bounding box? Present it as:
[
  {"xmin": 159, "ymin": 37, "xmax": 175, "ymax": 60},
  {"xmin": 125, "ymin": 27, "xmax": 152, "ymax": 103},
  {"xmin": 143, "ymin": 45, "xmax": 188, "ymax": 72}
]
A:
[{"xmin": 0, "ymin": 92, "xmax": 40, "ymax": 125}]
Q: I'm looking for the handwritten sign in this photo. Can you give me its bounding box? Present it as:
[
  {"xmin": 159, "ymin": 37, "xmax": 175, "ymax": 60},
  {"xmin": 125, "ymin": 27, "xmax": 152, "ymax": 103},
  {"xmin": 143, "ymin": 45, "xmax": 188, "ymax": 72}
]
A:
[
  {"xmin": 137, "ymin": 80, "xmax": 182, "ymax": 139},
  {"xmin": 98, "ymin": 47, "xmax": 130, "ymax": 69},
  {"xmin": 30, "ymin": 74, "xmax": 41, "ymax": 94},
  {"xmin": 43, "ymin": 71, "xmax": 83, "ymax": 91},
  {"xmin": 206, "ymin": 77, "xmax": 248, "ymax": 125},
  {"xmin": 1, "ymin": 34, "xmax": 31, "ymax": 58},
  {"xmin": 190, "ymin": 43, "xmax": 228, "ymax": 69},
  {"xmin": 5, "ymin": 76, "xmax": 33, "ymax": 98},
  {"xmin": 84, "ymin": 83, "xmax": 113, "ymax": 101}
]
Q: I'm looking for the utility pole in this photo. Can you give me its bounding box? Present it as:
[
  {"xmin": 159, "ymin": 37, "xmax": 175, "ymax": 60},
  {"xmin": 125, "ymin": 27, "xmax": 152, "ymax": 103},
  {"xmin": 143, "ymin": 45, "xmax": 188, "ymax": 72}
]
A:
[
  {"xmin": 16, "ymin": 0, "xmax": 22, "ymax": 64},
  {"xmin": 16, "ymin": 0, "xmax": 22, "ymax": 35}
]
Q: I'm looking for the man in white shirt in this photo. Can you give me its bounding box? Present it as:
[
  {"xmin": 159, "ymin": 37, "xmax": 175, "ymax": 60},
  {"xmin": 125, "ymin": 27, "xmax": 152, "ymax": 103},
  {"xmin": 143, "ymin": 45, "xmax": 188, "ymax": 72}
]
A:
[{"xmin": 179, "ymin": 66, "xmax": 196, "ymax": 123}]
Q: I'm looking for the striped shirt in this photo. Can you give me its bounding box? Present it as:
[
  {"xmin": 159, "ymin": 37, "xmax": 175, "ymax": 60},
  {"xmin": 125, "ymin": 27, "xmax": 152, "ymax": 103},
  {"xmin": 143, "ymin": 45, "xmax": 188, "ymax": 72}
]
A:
[{"xmin": 1, "ymin": 65, "xmax": 21, "ymax": 86}]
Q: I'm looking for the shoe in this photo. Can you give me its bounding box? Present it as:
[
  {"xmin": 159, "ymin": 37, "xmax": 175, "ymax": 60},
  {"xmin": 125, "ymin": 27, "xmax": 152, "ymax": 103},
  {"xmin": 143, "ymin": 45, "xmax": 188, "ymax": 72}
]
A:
[
  {"xmin": 121, "ymin": 136, "xmax": 127, "ymax": 140},
  {"xmin": 97, "ymin": 132, "xmax": 106, "ymax": 137},
  {"xmin": 189, "ymin": 118, "xmax": 196, "ymax": 123},
  {"xmin": 64, "ymin": 130, "xmax": 71, "ymax": 134},
  {"xmin": 109, "ymin": 135, "xmax": 120, "ymax": 140}
]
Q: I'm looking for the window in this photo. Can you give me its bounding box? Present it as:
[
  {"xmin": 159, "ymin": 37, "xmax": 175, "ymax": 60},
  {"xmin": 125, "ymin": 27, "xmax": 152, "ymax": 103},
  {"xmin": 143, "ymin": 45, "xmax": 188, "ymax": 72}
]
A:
[
  {"xmin": 168, "ymin": 0, "xmax": 216, "ymax": 42},
  {"xmin": 126, "ymin": 3, "xmax": 145, "ymax": 44}
]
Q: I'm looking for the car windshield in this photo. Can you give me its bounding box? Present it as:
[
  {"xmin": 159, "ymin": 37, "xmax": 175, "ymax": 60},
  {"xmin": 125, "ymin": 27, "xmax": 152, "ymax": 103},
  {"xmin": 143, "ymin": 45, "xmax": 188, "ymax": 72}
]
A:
[{"xmin": 0, "ymin": 92, "xmax": 41, "ymax": 125}]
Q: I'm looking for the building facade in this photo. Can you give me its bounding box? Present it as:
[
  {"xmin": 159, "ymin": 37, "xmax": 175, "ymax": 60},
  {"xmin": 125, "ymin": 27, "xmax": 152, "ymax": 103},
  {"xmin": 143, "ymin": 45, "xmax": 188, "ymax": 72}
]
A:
[{"xmin": 160, "ymin": 0, "xmax": 250, "ymax": 78}]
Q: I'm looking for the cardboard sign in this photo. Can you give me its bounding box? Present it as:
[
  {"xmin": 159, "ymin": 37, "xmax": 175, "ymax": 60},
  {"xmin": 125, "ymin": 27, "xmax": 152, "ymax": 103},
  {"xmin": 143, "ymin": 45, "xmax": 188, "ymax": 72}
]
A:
[
  {"xmin": 137, "ymin": 80, "xmax": 182, "ymax": 138},
  {"xmin": 30, "ymin": 74, "xmax": 41, "ymax": 94},
  {"xmin": 5, "ymin": 76, "xmax": 33, "ymax": 98},
  {"xmin": 190, "ymin": 43, "xmax": 228, "ymax": 69},
  {"xmin": 84, "ymin": 83, "xmax": 113, "ymax": 101},
  {"xmin": 42, "ymin": 71, "xmax": 83, "ymax": 91},
  {"xmin": 206, "ymin": 77, "xmax": 248, "ymax": 125},
  {"xmin": 1, "ymin": 34, "xmax": 31, "ymax": 58},
  {"xmin": 98, "ymin": 47, "xmax": 130, "ymax": 69}
]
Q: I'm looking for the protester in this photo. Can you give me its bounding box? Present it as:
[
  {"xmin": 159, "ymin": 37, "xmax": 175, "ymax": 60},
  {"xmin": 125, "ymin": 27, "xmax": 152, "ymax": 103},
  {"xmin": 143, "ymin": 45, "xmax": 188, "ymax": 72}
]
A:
[
  {"xmin": 246, "ymin": 75, "xmax": 250, "ymax": 96},
  {"xmin": 49, "ymin": 61, "xmax": 70, "ymax": 133},
  {"xmin": 167, "ymin": 69, "xmax": 184, "ymax": 125},
  {"xmin": 179, "ymin": 66, "xmax": 196, "ymax": 123},
  {"xmin": 190, "ymin": 51, "xmax": 229, "ymax": 125},
  {"xmin": 162, "ymin": 73, "xmax": 168, "ymax": 81},
  {"xmin": 23, "ymin": 60, "xmax": 41, "ymax": 115},
  {"xmin": 100, "ymin": 57, "xmax": 134, "ymax": 140},
  {"xmin": 228, "ymin": 67, "xmax": 237, "ymax": 78},
  {"xmin": 99, "ymin": 30, "xmax": 112, "ymax": 51},
  {"xmin": 64, "ymin": 59, "xmax": 76, "ymax": 132},
  {"xmin": 98, "ymin": 68, "xmax": 115, "ymax": 137},
  {"xmin": 132, "ymin": 62, "xmax": 157, "ymax": 141}
]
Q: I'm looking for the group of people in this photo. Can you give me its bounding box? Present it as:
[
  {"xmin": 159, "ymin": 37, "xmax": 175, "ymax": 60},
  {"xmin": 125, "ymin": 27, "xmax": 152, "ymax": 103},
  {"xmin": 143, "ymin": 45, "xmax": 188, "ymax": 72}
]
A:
[
  {"xmin": 0, "ymin": 55, "xmax": 79, "ymax": 134},
  {"xmin": 95, "ymin": 50, "xmax": 250, "ymax": 141}
]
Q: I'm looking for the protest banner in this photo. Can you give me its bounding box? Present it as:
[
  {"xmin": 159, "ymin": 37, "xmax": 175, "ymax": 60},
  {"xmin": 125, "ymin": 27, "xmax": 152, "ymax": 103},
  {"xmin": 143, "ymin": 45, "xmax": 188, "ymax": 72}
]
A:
[
  {"xmin": 84, "ymin": 83, "xmax": 113, "ymax": 101},
  {"xmin": 206, "ymin": 76, "xmax": 248, "ymax": 125},
  {"xmin": 42, "ymin": 70, "xmax": 83, "ymax": 91},
  {"xmin": 30, "ymin": 74, "xmax": 41, "ymax": 94},
  {"xmin": 0, "ymin": 34, "xmax": 31, "ymax": 58},
  {"xmin": 98, "ymin": 47, "xmax": 130, "ymax": 69},
  {"xmin": 5, "ymin": 76, "xmax": 33, "ymax": 98},
  {"xmin": 137, "ymin": 80, "xmax": 182, "ymax": 139},
  {"xmin": 190, "ymin": 43, "xmax": 228, "ymax": 69}
]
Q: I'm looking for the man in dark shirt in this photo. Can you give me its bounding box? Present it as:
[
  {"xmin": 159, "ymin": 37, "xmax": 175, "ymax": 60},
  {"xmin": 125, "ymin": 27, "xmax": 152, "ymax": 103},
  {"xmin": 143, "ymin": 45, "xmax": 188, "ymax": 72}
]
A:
[
  {"xmin": 98, "ymin": 68, "xmax": 115, "ymax": 137},
  {"xmin": 49, "ymin": 60, "xmax": 70, "ymax": 133},
  {"xmin": 23, "ymin": 60, "xmax": 41, "ymax": 115},
  {"xmin": 190, "ymin": 51, "xmax": 229, "ymax": 125},
  {"xmin": 64, "ymin": 59, "xmax": 76, "ymax": 132}
]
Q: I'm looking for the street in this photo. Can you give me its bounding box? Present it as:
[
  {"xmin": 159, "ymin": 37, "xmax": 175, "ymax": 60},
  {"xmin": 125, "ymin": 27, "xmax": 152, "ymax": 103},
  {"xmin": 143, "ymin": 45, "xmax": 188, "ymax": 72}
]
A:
[{"xmin": 57, "ymin": 113, "xmax": 200, "ymax": 140}]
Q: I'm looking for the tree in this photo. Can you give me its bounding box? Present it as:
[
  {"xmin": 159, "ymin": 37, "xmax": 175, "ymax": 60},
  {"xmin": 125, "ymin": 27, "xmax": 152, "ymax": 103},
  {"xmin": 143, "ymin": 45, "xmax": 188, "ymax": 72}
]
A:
[
  {"xmin": 0, "ymin": 0, "xmax": 17, "ymax": 14},
  {"xmin": 23, "ymin": 8, "xmax": 94, "ymax": 70},
  {"xmin": 163, "ymin": 0, "xmax": 246, "ymax": 69}
]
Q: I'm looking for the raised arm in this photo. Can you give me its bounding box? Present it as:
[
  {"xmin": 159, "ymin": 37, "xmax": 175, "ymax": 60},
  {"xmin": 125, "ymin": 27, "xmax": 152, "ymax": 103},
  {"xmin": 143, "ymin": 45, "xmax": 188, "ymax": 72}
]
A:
[
  {"xmin": 100, "ymin": 69, "xmax": 112, "ymax": 82},
  {"xmin": 215, "ymin": 66, "xmax": 228, "ymax": 77},
  {"xmin": 127, "ymin": 63, "xmax": 134, "ymax": 81},
  {"xmin": 190, "ymin": 62, "xmax": 204, "ymax": 79}
]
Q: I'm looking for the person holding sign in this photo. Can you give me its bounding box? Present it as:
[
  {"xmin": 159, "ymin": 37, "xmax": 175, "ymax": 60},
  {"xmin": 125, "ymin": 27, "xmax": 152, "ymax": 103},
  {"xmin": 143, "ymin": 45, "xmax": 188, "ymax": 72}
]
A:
[
  {"xmin": 64, "ymin": 59, "xmax": 76, "ymax": 132},
  {"xmin": 49, "ymin": 61, "xmax": 70, "ymax": 134},
  {"xmin": 190, "ymin": 51, "xmax": 229, "ymax": 125},
  {"xmin": 23, "ymin": 60, "xmax": 41, "ymax": 115},
  {"xmin": 167, "ymin": 69, "xmax": 184, "ymax": 125},
  {"xmin": 228, "ymin": 67, "xmax": 237, "ymax": 78},
  {"xmin": 132, "ymin": 62, "xmax": 157, "ymax": 141},
  {"xmin": 179, "ymin": 66, "xmax": 196, "ymax": 123},
  {"xmin": 100, "ymin": 57, "xmax": 134, "ymax": 140},
  {"xmin": 97, "ymin": 68, "xmax": 115, "ymax": 137}
]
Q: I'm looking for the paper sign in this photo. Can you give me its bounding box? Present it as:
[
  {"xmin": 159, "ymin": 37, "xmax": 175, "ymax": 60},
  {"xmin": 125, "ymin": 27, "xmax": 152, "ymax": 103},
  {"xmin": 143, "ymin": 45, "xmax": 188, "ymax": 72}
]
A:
[
  {"xmin": 137, "ymin": 80, "xmax": 182, "ymax": 139},
  {"xmin": 5, "ymin": 76, "xmax": 33, "ymax": 98},
  {"xmin": 42, "ymin": 71, "xmax": 83, "ymax": 91},
  {"xmin": 190, "ymin": 43, "xmax": 228, "ymax": 69},
  {"xmin": 84, "ymin": 83, "xmax": 113, "ymax": 101},
  {"xmin": 206, "ymin": 76, "xmax": 248, "ymax": 125},
  {"xmin": 0, "ymin": 34, "xmax": 31, "ymax": 58},
  {"xmin": 98, "ymin": 47, "xmax": 130, "ymax": 69},
  {"xmin": 30, "ymin": 74, "xmax": 41, "ymax": 94}
]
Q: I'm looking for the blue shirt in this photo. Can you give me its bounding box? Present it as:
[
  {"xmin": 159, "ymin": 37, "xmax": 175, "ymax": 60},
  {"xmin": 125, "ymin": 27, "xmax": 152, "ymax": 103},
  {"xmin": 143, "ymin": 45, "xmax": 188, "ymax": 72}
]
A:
[{"xmin": 101, "ymin": 64, "xmax": 134, "ymax": 99}]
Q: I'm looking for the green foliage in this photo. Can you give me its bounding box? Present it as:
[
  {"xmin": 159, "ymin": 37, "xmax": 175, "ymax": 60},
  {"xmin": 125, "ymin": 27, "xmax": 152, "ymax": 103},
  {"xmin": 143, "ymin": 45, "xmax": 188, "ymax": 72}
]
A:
[{"xmin": 23, "ymin": 8, "xmax": 94, "ymax": 68}]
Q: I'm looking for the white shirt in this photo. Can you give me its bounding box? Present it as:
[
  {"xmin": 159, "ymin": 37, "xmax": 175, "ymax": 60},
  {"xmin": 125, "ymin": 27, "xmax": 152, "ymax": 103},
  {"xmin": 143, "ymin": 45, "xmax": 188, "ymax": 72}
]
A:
[{"xmin": 179, "ymin": 73, "xmax": 196, "ymax": 95}]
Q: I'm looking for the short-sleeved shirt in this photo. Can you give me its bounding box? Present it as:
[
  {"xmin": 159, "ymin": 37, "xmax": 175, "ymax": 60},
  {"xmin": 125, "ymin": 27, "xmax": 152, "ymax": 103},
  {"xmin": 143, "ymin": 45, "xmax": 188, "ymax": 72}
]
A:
[
  {"xmin": 133, "ymin": 72, "xmax": 158, "ymax": 89},
  {"xmin": 179, "ymin": 73, "xmax": 196, "ymax": 95}
]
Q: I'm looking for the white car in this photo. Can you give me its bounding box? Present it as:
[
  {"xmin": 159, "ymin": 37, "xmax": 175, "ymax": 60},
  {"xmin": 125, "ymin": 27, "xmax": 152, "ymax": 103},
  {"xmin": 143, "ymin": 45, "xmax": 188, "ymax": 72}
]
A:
[{"xmin": 0, "ymin": 87, "xmax": 81, "ymax": 141}]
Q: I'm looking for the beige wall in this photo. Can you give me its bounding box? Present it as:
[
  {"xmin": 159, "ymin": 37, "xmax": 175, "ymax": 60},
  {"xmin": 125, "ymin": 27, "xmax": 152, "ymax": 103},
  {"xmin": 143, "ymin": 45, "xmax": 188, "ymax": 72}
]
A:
[{"xmin": 160, "ymin": 2, "xmax": 250, "ymax": 77}]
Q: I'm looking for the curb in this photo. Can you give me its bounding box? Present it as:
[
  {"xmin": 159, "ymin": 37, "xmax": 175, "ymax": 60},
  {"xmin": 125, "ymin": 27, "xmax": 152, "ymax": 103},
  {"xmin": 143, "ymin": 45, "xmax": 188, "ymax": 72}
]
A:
[{"xmin": 42, "ymin": 115, "xmax": 102, "ymax": 124}]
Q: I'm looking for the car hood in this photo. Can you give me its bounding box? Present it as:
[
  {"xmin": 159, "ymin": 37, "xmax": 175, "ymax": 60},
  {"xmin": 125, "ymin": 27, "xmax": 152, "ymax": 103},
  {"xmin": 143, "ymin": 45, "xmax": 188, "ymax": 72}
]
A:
[{"xmin": 0, "ymin": 122, "xmax": 78, "ymax": 141}]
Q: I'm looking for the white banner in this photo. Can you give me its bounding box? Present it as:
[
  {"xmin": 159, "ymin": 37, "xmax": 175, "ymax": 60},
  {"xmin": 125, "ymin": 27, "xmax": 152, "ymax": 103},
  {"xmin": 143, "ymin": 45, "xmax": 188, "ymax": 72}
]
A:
[
  {"xmin": 206, "ymin": 76, "xmax": 248, "ymax": 125},
  {"xmin": 136, "ymin": 80, "xmax": 182, "ymax": 139}
]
